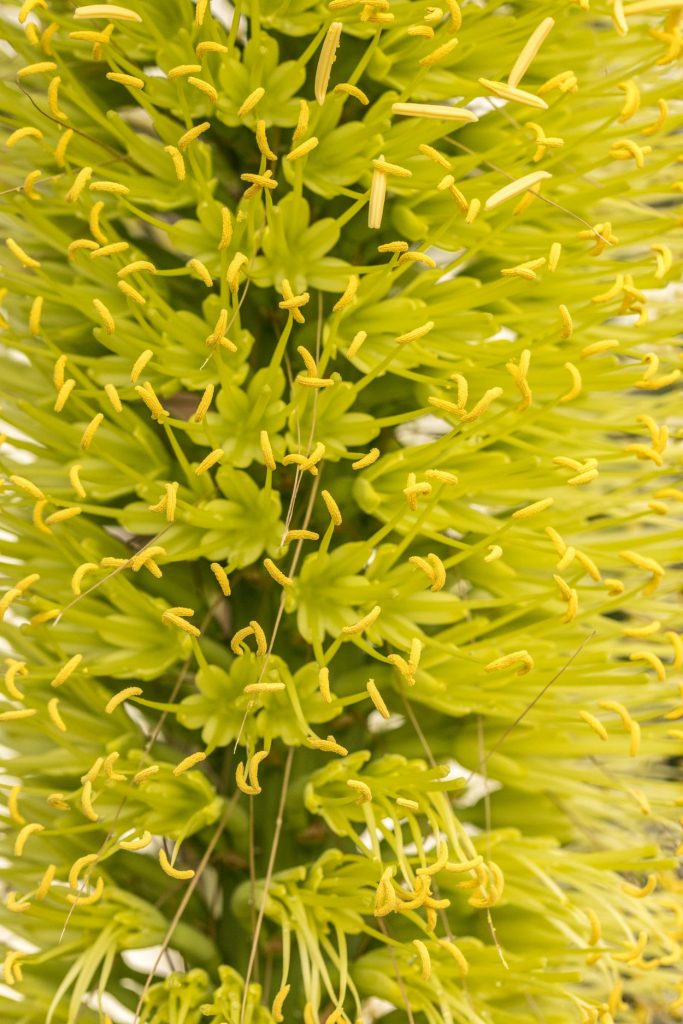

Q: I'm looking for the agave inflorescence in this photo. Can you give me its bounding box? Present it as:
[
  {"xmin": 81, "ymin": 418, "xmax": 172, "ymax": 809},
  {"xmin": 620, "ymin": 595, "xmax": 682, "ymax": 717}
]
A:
[{"xmin": 0, "ymin": 0, "xmax": 682, "ymax": 1021}]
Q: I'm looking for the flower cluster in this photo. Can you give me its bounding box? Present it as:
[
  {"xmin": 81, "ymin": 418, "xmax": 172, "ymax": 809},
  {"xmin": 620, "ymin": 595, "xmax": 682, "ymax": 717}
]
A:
[{"xmin": 0, "ymin": 1, "xmax": 682, "ymax": 1022}]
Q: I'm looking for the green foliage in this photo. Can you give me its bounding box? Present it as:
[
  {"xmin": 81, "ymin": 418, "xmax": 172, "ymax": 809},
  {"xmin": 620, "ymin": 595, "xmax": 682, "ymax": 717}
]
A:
[{"xmin": 0, "ymin": 1, "xmax": 682, "ymax": 1023}]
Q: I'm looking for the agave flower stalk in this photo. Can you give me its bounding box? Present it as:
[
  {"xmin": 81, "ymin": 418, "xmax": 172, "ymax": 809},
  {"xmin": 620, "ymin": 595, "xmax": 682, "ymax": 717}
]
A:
[{"xmin": 0, "ymin": 1, "xmax": 682, "ymax": 1022}]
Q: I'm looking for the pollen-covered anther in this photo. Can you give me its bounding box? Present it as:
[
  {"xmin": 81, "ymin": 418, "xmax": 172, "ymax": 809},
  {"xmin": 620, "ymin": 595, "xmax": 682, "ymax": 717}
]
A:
[
  {"xmin": 500, "ymin": 261, "xmax": 541, "ymax": 282},
  {"xmin": 159, "ymin": 848, "xmax": 195, "ymax": 880},
  {"xmin": 296, "ymin": 375, "xmax": 335, "ymax": 388},
  {"xmin": 561, "ymin": 364, "xmax": 581, "ymax": 403},
  {"xmin": 195, "ymin": 448, "xmax": 224, "ymax": 475},
  {"xmin": 6, "ymin": 126, "xmax": 44, "ymax": 146},
  {"xmin": 317, "ymin": 665, "xmax": 332, "ymax": 703},
  {"xmin": 397, "ymin": 251, "xmax": 437, "ymax": 269},
  {"xmin": 270, "ymin": 985, "xmax": 291, "ymax": 1024},
  {"xmin": 425, "ymin": 469, "xmax": 459, "ymax": 486},
  {"xmin": 419, "ymin": 143, "xmax": 452, "ymax": 169},
  {"xmin": 610, "ymin": 138, "xmax": 651, "ymax": 167},
  {"xmin": 438, "ymin": 939, "xmax": 469, "ymax": 975},
  {"xmin": 286, "ymin": 137, "xmax": 319, "ymax": 162},
  {"xmin": 629, "ymin": 650, "xmax": 666, "ymax": 682},
  {"xmin": 253, "ymin": 119, "xmax": 277, "ymax": 161},
  {"xmin": 360, "ymin": 3, "xmax": 394, "ymax": 24},
  {"xmin": 279, "ymin": 280, "xmax": 310, "ymax": 322},
  {"xmin": 192, "ymin": 384, "xmax": 214, "ymax": 423},
  {"xmin": 178, "ymin": 122, "xmax": 211, "ymax": 151},
  {"xmin": 420, "ymin": 37, "xmax": 459, "ymax": 67},
  {"xmin": 235, "ymin": 762, "xmax": 259, "ymax": 795},
  {"xmin": 538, "ymin": 69, "xmax": 578, "ymax": 95},
  {"xmin": 579, "ymin": 221, "xmax": 619, "ymax": 256},
  {"xmin": 226, "ymin": 252, "xmax": 248, "ymax": 292},
  {"xmin": 17, "ymin": 61, "xmax": 57, "ymax": 78},
  {"xmin": 6, "ymin": 237, "xmax": 41, "ymax": 268},
  {"xmin": 430, "ymin": 395, "xmax": 462, "ymax": 419},
  {"xmin": 333, "ymin": 82, "xmax": 369, "ymax": 104},
  {"xmin": 135, "ymin": 382, "xmax": 169, "ymax": 421},
  {"xmin": 164, "ymin": 145, "xmax": 186, "ymax": 181},
  {"xmin": 308, "ymin": 734, "xmax": 348, "ymax": 756},
  {"xmin": 374, "ymin": 866, "xmax": 398, "ymax": 917},
  {"xmin": 342, "ymin": 330, "xmax": 366, "ymax": 362},
  {"xmin": 322, "ymin": 489, "xmax": 342, "ymax": 526},
  {"xmin": 187, "ymin": 77, "xmax": 218, "ymax": 103},
  {"xmin": 635, "ymin": 368, "xmax": 680, "ymax": 391},
  {"xmin": 370, "ymin": 156, "xmax": 413, "ymax": 179},
  {"xmin": 70, "ymin": 561, "xmax": 98, "ymax": 596},
  {"xmin": 650, "ymin": 243, "xmax": 672, "ymax": 279},
  {"xmin": 90, "ymin": 241, "xmax": 129, "ymax": 260},
  {"xmin": 579, "ymin": 709, "xmax": 608, "ymax": 740},
  {"xmin": 619, "ymin": 549, "xmax": 665, "ymax": 594},
  {"xmin": 568, "ymin": 467, "xmax": 599, "ymax": 486},
  {"xmin": 295, "ymin": 345, "xmax": 317, "ymax": 378},
  {"xmin": 386, "ymin": 653, "xmax": 415, "ymax": 686},
  {"xmin": 118, "ymin": 280, "xmax": 145, "ymax": 304},
  {"xmin": 107, "ymin": 71, "xmax": 144, "ymax": 89},
  {"xmin": 300, "ymin": 442, "xmax": 326, "ymax": 472},
  {"xmin": 119, "ymin": 831, "xmax": 152, "ymax": 851},
  {"xmin": 88, "ymin": 179, "xmax": 130, "ymax": 197},
  {"xmin": 396, "ymin": 797, "xmax": 420, "ymax": 814},
  {"xmin": 173, "ymin": 751, "xmax": 206, "ymax": 776},
  {"xmin": 559, "ymin": 305, "xmax": 573, "ymax": 339},
  {"xmin": 105, "ymin": 686, "xmax": 143, "ymax": 714},
  {"xmin": 347, "ymin": 779, "xmax": 372, "ymax": 803},
  {"xmin": 468, "ymin": 861, "xmax": 505, "ymax": 908},
  {"xmin": 162, "ymin": 607, "xmax": 201, "ymax": 637},
  {"xmin": 394, "ymin": 321, "xmax": 434, "ymax": 345},
  {"xmin": 187, "ymin": 258, "xmax": 214, "ymax": 287},
  {"xmin": 14, "ymin": 822, "xmax": 45, "ymax": 858},
  {"xmin": 244, "ymin": 681, "xmax": 284, "ymax": 696},
  {"xmin": 403, "ymin": 473, "xmax": 432, "ymax": 511},
  {"xmin": 352, "ymin": 448, "xmax": 380, "ymax": 470},
  {"xmin": 484, "ymin": 545, "xmax": 503, "ymax": 563},
  {"xmin": 554, "ymin": 575, "xmax": 579, "ymax": 622},
  {"xmin": 241, "ymin": 170, "xmax": 279, "ymax": 197},
  {"xmin": 557, "ymin": 546, "xmax": 576, "ymax": 572},
  {"xmin": 206, "ymin": 309, "xmax": 237, "ymax": 351},
  {"xmin": 617, "ymin": 79, "xmax": 641, "ymax": 121},
  {"xmin": 366, "ymin": 678, "xmax": 390, "ymax": 719},
  {"xmin": 425, "ymin": 553, "xmax": 446, "ymax": 591},
  {"xmin": 68, "ymin": 239, "xmax": 98, "ymax": 260},
  {"xmin": 342, "ymin": 605, "xmax": 381, "ymax": 635},
  {"xmin": 263, "ymin": 558, "xmax": 293, "ymax": 587},
  {"xmin": 512, "ymin": 498, "xmax": 553, "ymax": 520},
  {"xmin": 4, "ymin": 660, "xmax": 28, "ymax": 701},
  {"xmin": 258, "ymin": 430, "xmax": 277, "ymax": 471},
  {"xmin": 5, "ymin": 891, "xmax": 31, "ymax": 914},
  {"xmin": 506, "ymin": 349, "xmax": 533, "ymax": 409},
  {"xmin": 130, "ymin": 546, "xmax": 166, "ymax": 572},
  {"xmin": 642, "ymin": 97, "xmax": 668, "ymax": 133},
  {"xmin": 230, "ymin": 625, "xmax": 255, "ymax": 657},
  {"xmin": 409, "ymin": 554, "xmax": 435, "ymax": 587},
  {"xmin": 413, "ymin": 939, "xmax": 432, "ymax": 980},
  {"xmin": 485, "ymin": 650, "xmax": 535, "ymax": 675},
  {"xmin": 22, "ymin": 169, "xmax": 42, "ymax": 201},
  {"xmin": 333, "ymin": 274, "xmax": 359, "ymax": 312}
]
